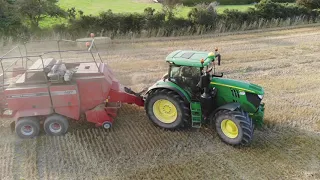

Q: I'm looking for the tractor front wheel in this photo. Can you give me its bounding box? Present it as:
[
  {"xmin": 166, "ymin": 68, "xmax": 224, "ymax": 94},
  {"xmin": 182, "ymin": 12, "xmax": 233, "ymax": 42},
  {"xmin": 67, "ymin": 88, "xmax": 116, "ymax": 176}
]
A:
[
  {"xmin": 44, "ymin": 114, "xmax": 69, "ymax": 136},
  {"xmin": 15, "ymin": 117, "xmax": 40, "ymax": 139},
  {"xmin": 145, "ymin": 89, "xmax": 190, "ymax": 129},
  {"xmin": 214, "ymin": 109, "xmax": 254, "ymax": 146}
]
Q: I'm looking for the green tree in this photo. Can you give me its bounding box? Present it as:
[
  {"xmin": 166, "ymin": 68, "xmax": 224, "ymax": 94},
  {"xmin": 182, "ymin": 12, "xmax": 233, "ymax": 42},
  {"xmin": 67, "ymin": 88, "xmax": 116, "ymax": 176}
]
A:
[
  {"xmin": 17, "ymin": 0, "xmax": 67, "ymax": 29},
  {"xmin": 0, "ymin": 0, "xmax": 24, "ymax": 37},
  {"xmin": 296, "ymin": 0, "xmax": 320, "ymax": 9},
  {"xmin": 188, "ymin": 2, "xmax": 218, "ymax": 26},
  {"xmin": 161, "ymin": 0, "xmax": 182, "ymax": 19}
]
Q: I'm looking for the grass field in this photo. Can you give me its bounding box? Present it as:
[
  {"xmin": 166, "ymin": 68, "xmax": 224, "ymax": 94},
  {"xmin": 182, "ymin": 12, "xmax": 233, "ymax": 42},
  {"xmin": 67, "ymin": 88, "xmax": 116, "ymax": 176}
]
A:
[
  {"xmin": 1, "ymin": 26, "xmax": 320, "ymax": 179},
  {"xmin": 40, "ymin": 0, "xmax": 254, "ymax": 28},
  {"xmin": 58, "ymin": 0, "xmax": 254, "ymax": 15}
]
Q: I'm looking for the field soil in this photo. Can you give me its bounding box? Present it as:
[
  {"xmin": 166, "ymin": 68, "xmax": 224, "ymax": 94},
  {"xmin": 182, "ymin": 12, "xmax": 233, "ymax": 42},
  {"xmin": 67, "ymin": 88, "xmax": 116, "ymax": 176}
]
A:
[{"xmin": 1, "ymin": 26, "xmax": 320, "ymax": 180}]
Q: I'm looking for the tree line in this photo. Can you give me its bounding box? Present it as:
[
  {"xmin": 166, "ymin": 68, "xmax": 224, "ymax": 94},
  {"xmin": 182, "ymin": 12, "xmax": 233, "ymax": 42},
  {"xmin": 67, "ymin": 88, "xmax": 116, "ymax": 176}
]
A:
[{"xmin": 0, "ymin": 0, "xmax": 320, "ymax": 42}]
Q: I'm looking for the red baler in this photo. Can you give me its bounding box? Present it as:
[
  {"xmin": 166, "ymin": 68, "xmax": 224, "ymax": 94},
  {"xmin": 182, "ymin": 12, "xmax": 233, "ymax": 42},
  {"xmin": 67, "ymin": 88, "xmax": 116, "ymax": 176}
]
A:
[{"xmin": 0, "ymin": 37, "xmax": 145, "ymax": 138}]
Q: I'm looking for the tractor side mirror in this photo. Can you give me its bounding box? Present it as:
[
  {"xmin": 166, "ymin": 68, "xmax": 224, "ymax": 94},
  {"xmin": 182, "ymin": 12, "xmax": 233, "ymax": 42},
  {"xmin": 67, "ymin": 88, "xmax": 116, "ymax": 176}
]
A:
[
  {"xmin": 216, "ymin": 54, "xmax": 221, "ymax": 66},
  {"xmin": 214, "ymin": 47, "xmax": 221, "ymax": 66}
]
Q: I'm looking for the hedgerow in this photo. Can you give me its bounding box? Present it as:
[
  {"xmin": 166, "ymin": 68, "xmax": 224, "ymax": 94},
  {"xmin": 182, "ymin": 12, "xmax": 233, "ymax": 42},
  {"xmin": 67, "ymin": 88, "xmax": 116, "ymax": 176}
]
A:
[
  {"xmin": 1, "ymin": 0, "xmax": 320, "ymax": 42},
  {"xmin": 50, "ymin": 0, "xmax": 319, "ymax": 39}
]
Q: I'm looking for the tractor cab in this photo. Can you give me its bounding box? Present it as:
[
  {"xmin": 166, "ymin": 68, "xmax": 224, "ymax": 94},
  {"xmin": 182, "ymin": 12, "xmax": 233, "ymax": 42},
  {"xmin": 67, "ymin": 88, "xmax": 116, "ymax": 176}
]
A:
[{"xmin": 165, "ymin": 50, "xmax": 220, "ymax": 98}]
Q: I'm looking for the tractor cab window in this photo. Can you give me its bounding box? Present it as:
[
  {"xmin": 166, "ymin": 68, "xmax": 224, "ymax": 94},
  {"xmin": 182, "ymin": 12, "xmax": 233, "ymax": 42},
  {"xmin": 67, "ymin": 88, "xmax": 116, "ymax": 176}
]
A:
[
  {"xmin": 169, "ymin": 65, "xmax": 181, "ymax": 80},
  {"xmin": 169, "ymin": 65, "xmax": 201, "ymax": 93}
]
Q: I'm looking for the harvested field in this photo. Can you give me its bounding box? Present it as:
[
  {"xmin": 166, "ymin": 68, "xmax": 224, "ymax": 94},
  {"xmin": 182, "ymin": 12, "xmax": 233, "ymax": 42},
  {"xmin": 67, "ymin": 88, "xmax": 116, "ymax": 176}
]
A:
[{"xmin": 1, "ymin": 25, "xmax": 320, "ymax": 180}]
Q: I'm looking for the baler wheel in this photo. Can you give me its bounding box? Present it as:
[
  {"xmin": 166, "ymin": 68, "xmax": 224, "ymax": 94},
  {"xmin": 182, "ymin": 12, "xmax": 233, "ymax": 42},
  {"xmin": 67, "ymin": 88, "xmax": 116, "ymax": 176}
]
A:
[
  {"xmin": 15, "ymin": 117, "xmax": 40, "ymax": 139},
  {"xmin": 103, "ymin": 122, "xmax": 112, "ymax": 129},
  {"xmin": 44, "ymin": 114, "xmax": 69, "ymax": 136},
  {"xmin": 214, "ymin": 109, "xmax": 254, "ymax": 146},
  {"xmin": 145, "ymin": 89, "xmax": 190, "ymax": 129}
]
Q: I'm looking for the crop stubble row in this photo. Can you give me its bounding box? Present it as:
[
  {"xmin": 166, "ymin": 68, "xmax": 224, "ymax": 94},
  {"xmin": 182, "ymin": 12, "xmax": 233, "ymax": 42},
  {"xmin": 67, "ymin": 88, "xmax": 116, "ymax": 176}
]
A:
[{"xmin": 0, "ymin": 26, "xmax": 320, "ymax": 179}]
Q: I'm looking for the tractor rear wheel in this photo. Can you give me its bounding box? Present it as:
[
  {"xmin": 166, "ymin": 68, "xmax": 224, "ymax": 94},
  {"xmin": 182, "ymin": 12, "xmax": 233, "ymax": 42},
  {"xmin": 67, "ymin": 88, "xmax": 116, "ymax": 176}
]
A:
[
  {"xmin": 44, "ymin": 114, "xmax": 69, "ymax": 136},
  {"xmin": 15, "ymin": 117, "xmax": 40, "ymax": 139},
  {"xmin": 145, "ymin": 89, "xmax": 190, "ymax": 129},
  {"xmin": 214, "ymin": 109, "xmax": 254, "ymax": 146}
]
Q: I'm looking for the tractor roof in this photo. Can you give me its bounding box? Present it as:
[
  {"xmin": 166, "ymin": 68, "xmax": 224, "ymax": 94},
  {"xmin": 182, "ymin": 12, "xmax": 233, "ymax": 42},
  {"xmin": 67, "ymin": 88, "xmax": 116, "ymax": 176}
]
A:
[{"xmin": 165, "ymin": 50, "xmax": 215, "ymax": 67}]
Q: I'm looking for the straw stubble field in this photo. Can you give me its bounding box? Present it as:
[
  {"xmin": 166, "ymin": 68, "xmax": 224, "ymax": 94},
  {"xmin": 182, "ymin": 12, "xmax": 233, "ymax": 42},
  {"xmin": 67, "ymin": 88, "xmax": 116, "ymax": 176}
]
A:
[{"xmin": 1, "ymin": 26, "xmax": 320, "ymax": 180}]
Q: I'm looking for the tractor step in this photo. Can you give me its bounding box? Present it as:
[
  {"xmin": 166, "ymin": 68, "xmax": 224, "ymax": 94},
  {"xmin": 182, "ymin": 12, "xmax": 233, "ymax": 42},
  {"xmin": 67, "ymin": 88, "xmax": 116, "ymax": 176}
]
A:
[{"xmin": 190, "ymin": 102, "xmax": 202, "ymax": 128}]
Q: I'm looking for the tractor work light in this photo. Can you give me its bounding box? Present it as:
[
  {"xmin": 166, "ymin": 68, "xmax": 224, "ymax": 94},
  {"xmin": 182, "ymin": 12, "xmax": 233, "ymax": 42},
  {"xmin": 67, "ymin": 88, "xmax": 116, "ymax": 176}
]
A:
[{"xmin": 208, "ymin": 52, "xmax": 215, "ymax": 57}]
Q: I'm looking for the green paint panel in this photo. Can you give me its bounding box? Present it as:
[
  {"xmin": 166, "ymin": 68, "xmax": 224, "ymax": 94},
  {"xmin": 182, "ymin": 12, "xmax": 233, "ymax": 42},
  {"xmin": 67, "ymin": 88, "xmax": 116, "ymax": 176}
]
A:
[
  {"xmin": 190, "ymin": 101, "xmax": 202, "ymax": 128},
  {"xmin": 166, "ymin": 50, "xmax": 215, "ymax": 67},
  {"xmin": 146, "ymin": 79, "xmax": 192, "ymax": 102},
  {"xmin": 250, "ymin": 103, "xmax": 265, "ymax": 127},
  {"xmin": 211, "ymin": 77, "xmax": 264, "ymax": 95},
  {"xmin": 210, "ymin": 77, "xmax": 265, "ymax": 124}
]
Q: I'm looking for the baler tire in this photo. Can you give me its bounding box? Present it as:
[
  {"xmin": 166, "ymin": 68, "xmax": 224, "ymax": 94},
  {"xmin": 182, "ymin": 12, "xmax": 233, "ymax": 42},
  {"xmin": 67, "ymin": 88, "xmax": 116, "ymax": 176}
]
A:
[
  {"xmin": 44, "ymin": 114, "xmax": 69, "ymax": 136},
  {"xmin": 15, "ymin": 117, "xmax": 40, "ymax": 139},
  {"xmin": 145, "ymin": 89, "xmax": 190, "ymax": 129},
  {"xmin": 214, "ymin": 109, "xmax": 254, "ymax": 146},
  {"xmin": 103, "ymin": 122, "xmax": 112, "ymax": 129}
]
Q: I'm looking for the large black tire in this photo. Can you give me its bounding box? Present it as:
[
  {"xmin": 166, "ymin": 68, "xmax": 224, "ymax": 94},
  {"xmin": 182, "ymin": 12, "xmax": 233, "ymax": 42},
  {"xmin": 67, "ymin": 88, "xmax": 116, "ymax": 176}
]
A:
[
  {"xmin": 15, "ymin": 117, "xmax": 40, "ymax": 139},
  {"xmin": 44, "ymin": 114, "xmax": 69, "ymax": 136},
  {"xmin": 145, "ymin": 89, "xmax": 190, "ymax": 129},
  {"xmin": 213, "ymin": 109, "xmax": 254, "ymax": 146}
]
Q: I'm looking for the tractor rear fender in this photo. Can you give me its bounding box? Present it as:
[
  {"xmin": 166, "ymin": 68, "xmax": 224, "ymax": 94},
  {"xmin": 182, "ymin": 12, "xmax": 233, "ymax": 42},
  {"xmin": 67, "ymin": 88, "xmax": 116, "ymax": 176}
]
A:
[{"xmin": 145, "ymin": 81, "xmax": 191, "ymax": 103}]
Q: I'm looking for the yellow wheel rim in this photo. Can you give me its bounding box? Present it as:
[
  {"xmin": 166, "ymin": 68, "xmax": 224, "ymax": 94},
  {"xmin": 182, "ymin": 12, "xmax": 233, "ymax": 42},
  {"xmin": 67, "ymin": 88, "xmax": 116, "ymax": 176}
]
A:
[
  {"xmin": 221, "ymin": 119, "xmax": 239, "ymax": 138},
  {"xmin": 153, "ymin": 99, "xmax": 178, "ymax": 124}
]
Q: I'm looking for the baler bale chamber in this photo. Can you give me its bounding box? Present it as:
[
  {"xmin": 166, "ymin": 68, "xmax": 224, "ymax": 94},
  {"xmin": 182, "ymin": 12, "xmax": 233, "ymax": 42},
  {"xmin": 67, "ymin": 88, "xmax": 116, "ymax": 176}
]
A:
[{"xmin": 0, "ymin": 36, "xmax": 145, "ymax": 139}]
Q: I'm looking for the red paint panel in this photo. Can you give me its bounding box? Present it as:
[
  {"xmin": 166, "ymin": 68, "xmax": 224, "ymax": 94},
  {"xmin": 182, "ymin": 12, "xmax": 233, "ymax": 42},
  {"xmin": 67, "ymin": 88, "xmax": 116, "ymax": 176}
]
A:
[
  {"xmin": 100, "ymin": 63, "xmax": 114, "ymax": 86},
  {"xmin": 54, "ymin": 106, "xmax": 80, "ymax": 120},
  {"xmin": 50, "ymin": 85, "xmax": 80, "ymax": 120},
  {"xmin": 111, "ymin": 81, "xmax": 120, "ymax": 91},
  {"xmin": 5, "ymin": 86, "xmax": 51, "ymax": 112},
  {"xmin": 85, "ymin": 106, "xmax": 114, "ymax": 126},
  {"xmin": 108, "ymin": 89, "xmax": 144, "ymax": 107},
  {"xmin": 76, "ymin": 78, "xmax": 105, "ymax": 111},
  {"xmin": 101, "ymin": 79, "xmax": 112, "ymax": 99},
  {"xmin": 99, "ymin": 63, "xmax": 115, "ymax": 98},
  {"xmin": 13, "ymin": 108, "xmax": 53, "ymax": 120}
]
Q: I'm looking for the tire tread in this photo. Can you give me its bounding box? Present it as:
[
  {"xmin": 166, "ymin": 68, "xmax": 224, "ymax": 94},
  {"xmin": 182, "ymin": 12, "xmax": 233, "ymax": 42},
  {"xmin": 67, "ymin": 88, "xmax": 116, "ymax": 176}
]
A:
[
  {"xmin": 145, "ymin": 88, "xmax": 190, "ymax": 129},
  {"xmin": 213, "ymin": 109, "xmax": 254, "ymax": 146}
]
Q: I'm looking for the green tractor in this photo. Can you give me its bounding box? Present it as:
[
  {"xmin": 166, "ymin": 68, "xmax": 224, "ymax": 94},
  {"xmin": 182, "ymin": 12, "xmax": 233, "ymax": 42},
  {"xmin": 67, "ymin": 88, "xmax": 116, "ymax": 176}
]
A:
[{"xmin": 143, "ymin": 49, "xmax": 265, "ymax": 146}]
